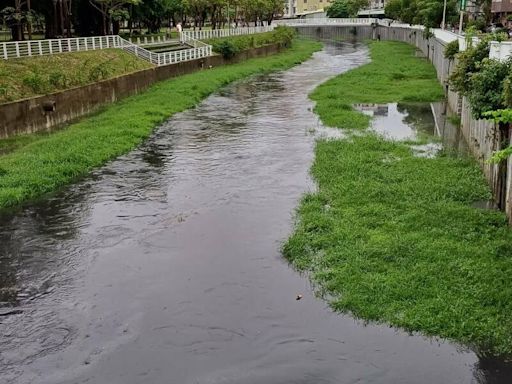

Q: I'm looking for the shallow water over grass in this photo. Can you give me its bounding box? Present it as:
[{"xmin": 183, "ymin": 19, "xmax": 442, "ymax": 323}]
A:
[{"xmin": 0, "ymin": 42, "xmax": 510, "ymax": 383}]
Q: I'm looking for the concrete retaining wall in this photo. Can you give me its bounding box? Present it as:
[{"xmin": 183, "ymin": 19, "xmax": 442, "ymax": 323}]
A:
[{"xmin": 0, "ymin": 44, "xmax": 283, "ymax": 139}]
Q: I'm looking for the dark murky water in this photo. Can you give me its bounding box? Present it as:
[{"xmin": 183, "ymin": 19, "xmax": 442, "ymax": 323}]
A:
[{"xmin": 1, "ymin": 42, "xmax": 511, "ymax": 383}]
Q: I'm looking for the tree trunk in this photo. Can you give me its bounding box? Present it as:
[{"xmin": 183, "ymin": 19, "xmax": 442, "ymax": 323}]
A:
[
  {"xmin": 27, "ymin": 0, "xmax": 32, "ymax": 40},
  {"xmin": 59, "ymin": 0, "xmax": 65, "ymax": 36}
]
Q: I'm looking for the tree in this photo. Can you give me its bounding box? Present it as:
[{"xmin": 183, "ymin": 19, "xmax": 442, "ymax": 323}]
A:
[
  {"xmin": 384, "ymin": 0, "xmax": 458, "ymax": 27},
  {"xmin": 1, "ymin": 0, "xmax": 27, "ymax": 40},
  {"xmin": 89, "ymin": 0, "xmax": 141, "ymax": 34},
  {"xmin": 326, "ymin": 0, "xmax": 369, "ymax": 18},
  {"xmin": 326, "ymin": 0, "xmax": 350, "ymax": 17}
]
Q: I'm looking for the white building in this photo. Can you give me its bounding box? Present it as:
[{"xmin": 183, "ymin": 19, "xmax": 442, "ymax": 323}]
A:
[{"xmin": 284, "ymin": 0, "xmax": 298, "ymax": 18}]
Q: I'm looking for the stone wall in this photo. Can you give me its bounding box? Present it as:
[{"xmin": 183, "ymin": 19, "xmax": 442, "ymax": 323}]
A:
[{"xmin": 0, "ymin": 44, "xmax": 283, "ymax": 139}]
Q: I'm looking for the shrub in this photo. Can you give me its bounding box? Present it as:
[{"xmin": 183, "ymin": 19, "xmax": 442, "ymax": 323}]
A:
[
  {"xmin": 209, "ymin": 26, "xmax": 296, "ymax": 56},
  {"xmin": 22, "ymin": 72, "xmax": 46, "ymax": 93},
  {"xmin": 215, "ymin": 40, "xmax": 240, "ymax": 59},
  {"xmin": 49, "ymin": 71, "xmax": 68, "ymax": 88},
  {"xmin": 449, "ymin": 39, "xmax": 490, "ymax": 95},
  {"xmin": 468, "ymin": 58, "xmax": 510, "ymax": 117},
  {"xmin": 444, "ymin": 40, "xmax": 459, "ymax": 60}
]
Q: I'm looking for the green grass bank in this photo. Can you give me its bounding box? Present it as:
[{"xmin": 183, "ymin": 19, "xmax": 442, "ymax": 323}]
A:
[
  {"xmin": 0, "ymin": 39, "xmax": 322, "ymax": 210},
  {"xmin": 0, "ymin": 49, "xmax": 154, "ymax": 104},
  {"xmin": 283, "ymin": 41, "xmax": 512, "ymax": 358}
]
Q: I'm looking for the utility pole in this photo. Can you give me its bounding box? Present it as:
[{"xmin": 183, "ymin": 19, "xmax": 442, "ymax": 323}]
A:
[
  {"xmin": 459, "ymin": 0, "xmax": 466, "ymax": 35},
  {"xmin": 441, "ymin": 0, "xmax": 447, "ymax": 29}
]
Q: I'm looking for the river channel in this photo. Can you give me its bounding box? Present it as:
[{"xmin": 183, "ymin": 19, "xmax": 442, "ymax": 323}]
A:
[{"xmin": 1, "ymin": 42, "xmax": 510, "ymax": 383}]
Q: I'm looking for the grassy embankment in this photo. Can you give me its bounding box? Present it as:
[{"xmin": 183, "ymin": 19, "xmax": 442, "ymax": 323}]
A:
[
  {"xmin": 0, "ymin": 39, "xmax": 322, "ymax": 209},
  {"xmin": 0, "ymin": 49, "xmax": 154, "ymax": 104},
  {"xmin": 283, "ymin": 41, "xmax": 512, "ymax": 358}
]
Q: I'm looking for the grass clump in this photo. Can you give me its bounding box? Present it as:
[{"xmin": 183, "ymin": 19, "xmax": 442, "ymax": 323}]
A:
[
  {"xmin": 284, "ymin": 40, "xmax": 512, "ymax": 358},
  {"xmin": 0, "ymin": 49, "xmax": 153, "ymax": 103},
  {"xmin": 311, "ymin": 41, "xmax": 444, "ymax": 130},
  {"xmin": 0, "ymin": 39, "xmax": 322, "ymax": 209}
]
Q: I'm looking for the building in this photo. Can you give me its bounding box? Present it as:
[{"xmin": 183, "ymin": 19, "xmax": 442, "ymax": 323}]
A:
[
  {"xmin": 491, "ymin": 0, "xmax": 512, "ymax": 25},
  {"xmin": 284, "ymin": 0, "xmax": 298, "ymax": 17},
  {"xmin": 296, "ymin": 0, "xmax": 333, "ymax": 16}
]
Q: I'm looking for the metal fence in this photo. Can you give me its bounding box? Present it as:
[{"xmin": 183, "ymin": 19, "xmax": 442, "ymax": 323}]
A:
[
  {"xmin": 275, "ymin": 18, "xmax": 378, "ymax": 26},
  {"xmin": 1, "ymin": 34, "xmax": 212, "ymax": 66},
  {"xmin": 1, "ymin": 35, "xmax": 120, "ymax": 60},
  {"xmin": 119, "ymin": 35, "xmax": 212, "ymax": 66},
  {"xmin": 182, "ymin": 25, "xmax": 275, "ymax": 41}
]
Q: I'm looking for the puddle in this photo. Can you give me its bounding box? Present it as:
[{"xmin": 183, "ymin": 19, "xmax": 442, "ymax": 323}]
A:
[
  {"xmin": 354, "ymin": 102, "xmax": 436, "ymax": 141},
  {"xmin": 472, "ymin": 200, "xmax": 500, "ymax": 210}
]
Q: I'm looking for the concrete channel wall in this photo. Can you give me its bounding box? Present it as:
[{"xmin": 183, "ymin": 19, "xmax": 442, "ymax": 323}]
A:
[
  {"xmin": 295, "ymin": 25, "xmax": 512, "ymax": 221},
  {"xmin": 0, "ymin": 44, "xmax": 283, "ymax": 139}
]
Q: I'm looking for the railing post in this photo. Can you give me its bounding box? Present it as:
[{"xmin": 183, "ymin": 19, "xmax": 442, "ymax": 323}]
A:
[
  {"xmin": 38, "ymin": 41, "xmax": 42, "ymax": 55},
  {"xmin": 27, "ymin": 42, "xmax": 31, "ymax": 56},
  {"xmin": 15, "ymin": 42, "xmax": 20, "ymax": 57},
  {"xmin": 2, "ymin": 43, "xmax": 7, "ymax": 60}
]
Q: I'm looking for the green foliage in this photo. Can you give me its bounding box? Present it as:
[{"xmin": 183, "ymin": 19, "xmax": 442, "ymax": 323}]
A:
[
  {"xmin": 483, "ymin": 110, "xmax": 512, "ymax": 163},
  {"xmin": 385, "ymin": 0, "xmax": 458, "ymax": 28},
  {"xmin": 285, "ymin": 41, "xmax": 512, "ymax": 358},
  {"xmin": 22, "ymin": 71, "xmax": 46, "ymax": 94},
  {"xmin": 326, "ymin": 0, "xmax": 369, "ymax": 18},
  {"xmin": 215, "ymin": 40, "xmax": 240, "ymax": 59},
  {"xmin": 310, "ymin": 41, "xmax": 444, "ymax": 129},
  {"xmin": 450, "ymin": 35, "xmax": 512, "ymax": 118},
  {"xmin": 423, "ymin": 26, "xmax": 434, "ymax": 39},
  {"xmin": 444, "ymin": 39, "xmax": 459, "ymax": 60},
  {"xmin": 449, "ymin": 39, "xmax": 490, "ymax": 96},
  {"xmin": 208, "ymin": 26, "xmax": 296, "ymax": 58},
  {"xmin": 0, "ymin": 39, "xmax": 322, "ymax": 209},
  {"xmin": 467, "ymin": 58, "xmax": 510, "ymax": 118},
  {"xmin": 467, "ymin": 18, "xmax": 487, "ymax": 32}
]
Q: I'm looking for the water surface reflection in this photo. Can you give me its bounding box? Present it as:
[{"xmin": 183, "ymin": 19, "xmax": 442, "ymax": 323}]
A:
[{"xmin": 0, "ymin": 42, "xmax": 510, "ymax": 384}]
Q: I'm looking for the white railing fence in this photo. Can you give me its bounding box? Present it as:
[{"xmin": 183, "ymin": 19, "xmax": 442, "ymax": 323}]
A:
[
  {"xmin": 1, "ymin": 35, "xmax": 120, "ymax": 60},
  {"xmin": 118, "ymin": 36, "xmax": 212, "ymax": 66},
  {"xmin": 182, "ymin": 25, "xmax": 275, "ymax": 41},
  {"xmin": 275, "ymin": 18, "xmax": 378, "ymax": 26},
  {"xmin": 129, "ymin": 35, "xmax": 176, "ymax": 46}
]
